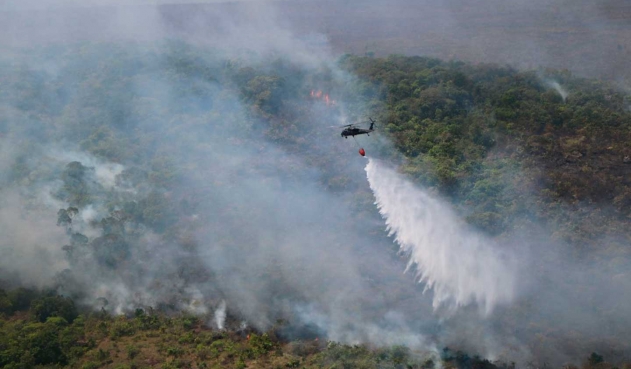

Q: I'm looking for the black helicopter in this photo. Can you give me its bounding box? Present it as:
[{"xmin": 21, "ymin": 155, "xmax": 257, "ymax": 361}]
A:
[{"xmin": 337, "ymin": 118, "xmax": 376, "ymax": 138}]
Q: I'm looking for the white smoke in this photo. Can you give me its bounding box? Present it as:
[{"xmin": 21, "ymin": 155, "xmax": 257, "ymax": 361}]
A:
[
  {"xmin": 49, "ymin": 149, "xmax": 124, "ymax": 189},
  {"xmin": 365, "ymin": 158, "xmax": 519, "ymax": 315},
  {"xmin": 0, "ymin": 190, "xmax": 68, "ymax": 287},
  {"xmin": 547, "ymin": 80, "xmax": 569, "ymax": 102},
  {"xmin": 214, "ymin": 300, "xmax": 227, "ymax": 330}
]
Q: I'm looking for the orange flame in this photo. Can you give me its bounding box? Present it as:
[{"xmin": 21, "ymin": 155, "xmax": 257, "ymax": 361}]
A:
[{"xmin": 310, "ymin": 89, "xmax": 336, "ymax": 106}]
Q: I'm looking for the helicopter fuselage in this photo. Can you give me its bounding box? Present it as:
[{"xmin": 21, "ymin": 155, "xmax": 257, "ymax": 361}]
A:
[
  {"xmin": 341, "ymin": 121, "xmax": 375, "ymax": 138},
  {"xmin": 341, "ymin": 127, "xmax": 373, "ymax": 138}
]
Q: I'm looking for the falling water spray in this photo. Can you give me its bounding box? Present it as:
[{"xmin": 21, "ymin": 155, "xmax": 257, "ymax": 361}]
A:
[{"xmin": 365, "ymin": 158, "xmax": 519, "ymax": 315}]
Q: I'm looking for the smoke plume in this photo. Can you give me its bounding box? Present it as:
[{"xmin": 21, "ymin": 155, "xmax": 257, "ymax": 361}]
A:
[{"xmin": 547, "ymin": 80, "xmax": 569, "ymax": 102}]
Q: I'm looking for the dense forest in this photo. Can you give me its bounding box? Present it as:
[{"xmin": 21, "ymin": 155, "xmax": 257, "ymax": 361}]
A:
[
  {"xmin": 1, "ymin": 41, "xmax": 631, "ymax": 368},
  {"xmin": 346, "ymin": 55, "xmax": 631, "ymax": 249}
]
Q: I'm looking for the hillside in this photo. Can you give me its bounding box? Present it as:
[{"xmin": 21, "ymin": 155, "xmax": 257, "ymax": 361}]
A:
[
  {"xmin": 1, "ymin": 42, "xmax": 631, "ymax": 368},
  {"xmin": 345, "ymin": 55, "xmax": 631, "ymax": 250},
  {"xmin": 0, "ymin": 290, "xmax": 502, "ymax": 369}
]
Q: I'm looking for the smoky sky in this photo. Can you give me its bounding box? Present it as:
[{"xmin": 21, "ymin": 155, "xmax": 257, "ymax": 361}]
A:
[
  {"xmin": 1, "ymin": 1, "xmax": 631, "ymax": 367},
  {"xmin": 0, "ymin": 0, "xmax": 631, "ymax": 84},
  {"xmin": 3, "ymin": 0, "xmax": 631, "ymax": 83},
  {"xmin": 271, "ymin": 0, "xmax": 631, "ymax": 83}
]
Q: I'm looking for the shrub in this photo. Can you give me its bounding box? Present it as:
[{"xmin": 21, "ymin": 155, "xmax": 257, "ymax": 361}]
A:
[
  {"xmin": 0, "ymin": 289, "xmax": 12, "ymax": 314},
  {"xmin": 127, "ymin": 344, "xmax": 140, "ymax": 359},
  {"xmin": 178, "ymin": 332, "xmax": 194, "ymax": 344},
  {"xmin": 32, "ymin": 295, "xmax": 78, "ymax": 323},
  {"xmin": 82, "ymin": 362, "xmax": 99, "ymax": 369},
  {"xmin": 249, "ymin": 333, "xmax": 275, "ymax": 356},
  {"xmin": 111, "ymin": 318, "xmax": 136, "ymax": 338},
  {"xmin": 166, "ymin": 346, "xmax": 184, "ymax": 358},
  {"xmin": 96, "ymin": 348, "xmax": 110, "ymax": 361},
  {"xmin": 589, "ymin": 353, "xmax": 604, "ymax": 365},
  {"xmin": 196, "ymin": 345, "xmax": 211, "ymax": 360}
]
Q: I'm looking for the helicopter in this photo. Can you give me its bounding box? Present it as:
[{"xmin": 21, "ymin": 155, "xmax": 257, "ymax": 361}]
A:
[
  {"xmin": 337, "ymin": 118, "xmax": 376, "ymax": 138},
  {"xmin": 332, "ymin": 118, "xmax": 377, "ymax": 156}
]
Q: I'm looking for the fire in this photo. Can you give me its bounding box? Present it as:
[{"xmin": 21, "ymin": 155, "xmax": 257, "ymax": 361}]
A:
[
  {"xmin": 310, "ymin": 89, "xmax": 323, "ymax": 98},
  {"xmin": 310, "ymin": 90, "xmax": 336, "ymax": 106}
]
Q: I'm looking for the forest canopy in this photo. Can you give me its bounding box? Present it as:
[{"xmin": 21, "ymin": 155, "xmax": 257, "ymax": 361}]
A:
[{"xmin": 1, "ymin": 41, "xmax": 631, "ymax": 368}]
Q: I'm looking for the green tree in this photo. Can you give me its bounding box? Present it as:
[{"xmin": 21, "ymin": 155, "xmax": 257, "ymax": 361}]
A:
[{"xmin": 32, "ymin": 295, "xmax": 78, "ymax": 324}]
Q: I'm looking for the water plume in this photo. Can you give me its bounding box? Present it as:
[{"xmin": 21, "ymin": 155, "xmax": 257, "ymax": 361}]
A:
[{"xmin": 365, "ymin": 158, "xmax": 519, "ymax": 315}]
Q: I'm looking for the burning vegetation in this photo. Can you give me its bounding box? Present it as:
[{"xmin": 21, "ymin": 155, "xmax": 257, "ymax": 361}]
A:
[{"xmin": 310, "ymin": 89, "xmax": 337, "ymax": 106}]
